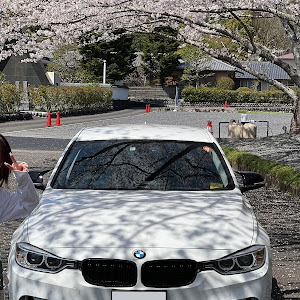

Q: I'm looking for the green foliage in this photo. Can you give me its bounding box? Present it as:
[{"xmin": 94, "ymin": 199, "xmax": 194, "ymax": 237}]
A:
[
  {"xmin": 80, "ymin": 33, "xmax": 136, "ymax": 83},
  {"xmin": 223, "ymin": 14, "xmax": 256, "ymax": 39},
  {"xmin": 208, "ymin": 13, "xmax": 261, "ymax": 59},
  {"xmin": 0, "ymin": 73, "xmax": 9, "ymax": 84},
  {"xmin": 269, "ymin": 86, "xmax": 279, "ymax": 92},
  {"xmin": 28, "ymin": 86, "xmax": 112, "ymax": 112},
  {"xmin": 50, "ymin": 29, "xmax": 181, "ymax": 86},
  {"xmin": 216, "ymin": 76, "xmax": 235, "ymax": 90},
  {"xmin": 0, "ymin": 84, "xmax": 22, "ymax": 113},
  {"xmin": 177, "ymin": 45, "xmax": 209, "ymax": 87},
  {"xmin": 237, "ymin": 87, "xmax": 251, "ymax": 92},
  {"xmin": 222, "ymin": 146, "xmax": 300, "ymax": 196},
  {"xmin": 253, "ymin": 17, "xmax": 289, "ymax": 51},
  {"xmin": 133, "ymin": 27, "xmax": 181, "ymax": 85},
  {"xmin": 177, "ymin": 44, "xmax": 204, "ymax": 63},
  {"xmin": 181, "ymin": 86, "xmax": 236, "ymax": 102},
  {"xmin": 201, "ymin": 13, "xmax": 266, "ymax": 60},
  {"xmin": 181, "ymin": 86, "xmax": 293, "ymax": 104},
  {"xmin": 37, "ymin": 86, "xmax": 52, "ymax": 111}
]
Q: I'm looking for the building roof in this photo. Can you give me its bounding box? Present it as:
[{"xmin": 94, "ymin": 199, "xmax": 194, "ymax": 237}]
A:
[
  {"xmin": 177, "ymin": 57, "xmax": 291, "ymax": 81},
  {"xmin": 235, "ymin": 61, "xmax": 291, "ymax": 80},
  {"xmin": 177, "ymin": 57, "xmax": 235, "ymax": 72},
  {"xmin": 278, "ymin": 53, "xmax": 294, "ymax": 60},
  {"xmin": 0, "ymin": 54, "xmax": 51, "ymax": 86}
]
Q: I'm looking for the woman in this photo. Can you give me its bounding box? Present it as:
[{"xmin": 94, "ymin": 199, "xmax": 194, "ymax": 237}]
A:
[
  {"xmin": 0, "ymin": 134, "xmax": 39, "ymax": 223},
  {"xmin": 0, "ymin": 134, "xmax": 39, "ymax": 298}
]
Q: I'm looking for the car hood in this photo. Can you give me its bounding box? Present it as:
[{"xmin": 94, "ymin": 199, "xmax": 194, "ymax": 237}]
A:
[{"xmin": 27, "ymin": 189, "xmax": 255, "ymax": 252}]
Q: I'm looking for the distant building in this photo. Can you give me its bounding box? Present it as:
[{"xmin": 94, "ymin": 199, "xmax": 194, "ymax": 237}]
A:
[
  {"xmin": 278, "ymin": 53, "xmax": 295, "ymax": 68},
  {"xmin": 0, "ymin": 54, "xmax": 51, "ymax": 87},
  {"xmin": 178, "ymin": 55, "xmax": 296, "ymax": 91},
  {"xmin": 177, "ymin": 57, "xmax": 235, "ymax": 88},
  {"xmin": 235, "ymin": 61, "xmax": 294, "ymax": 90},
  {"xmin": 0, "ymin": 54, "xmax": 59, "ymax": 110}
]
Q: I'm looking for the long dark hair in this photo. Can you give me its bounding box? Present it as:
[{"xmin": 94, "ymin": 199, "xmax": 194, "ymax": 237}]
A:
[{"xmin": 0, "ymin": 134, "xmax": 13, "ymax": 187}]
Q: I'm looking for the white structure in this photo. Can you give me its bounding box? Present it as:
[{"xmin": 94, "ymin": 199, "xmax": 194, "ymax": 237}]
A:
[
  {"xmin": 110, "ymin": 85, "xmax": 129, "ymax": 100},
  {"xmin": 46, "ymin": 72, "xmax": 61, "ymax": 86},
  {"xmin": 61, "ymin": 82, "xmax": 129, "ymax": 101},
  {"xmin": 103, "ymin": 60, "xmax": 107, "ymax": 85}
]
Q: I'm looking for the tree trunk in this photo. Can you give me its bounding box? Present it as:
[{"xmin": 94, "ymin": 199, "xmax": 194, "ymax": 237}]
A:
[{"xmin": 290, "ymin": 95, "xmax": 300, "ymax": 134}]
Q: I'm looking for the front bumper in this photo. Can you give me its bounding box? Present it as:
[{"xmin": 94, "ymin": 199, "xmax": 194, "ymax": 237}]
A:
[{"xmin": 8, "ymin": 252, "xmax": 272, "ymax": 300}]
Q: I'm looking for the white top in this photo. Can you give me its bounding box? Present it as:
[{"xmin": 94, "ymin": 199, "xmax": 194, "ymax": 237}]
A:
[{"xmin": 0, "ymin": 171, "xmax": 39, "ymax": 223}]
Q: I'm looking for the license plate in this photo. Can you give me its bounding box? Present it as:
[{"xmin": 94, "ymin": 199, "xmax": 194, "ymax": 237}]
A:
[{"xmin": 112, "ymin": 291, "xmax": 166, "ymax": 300}]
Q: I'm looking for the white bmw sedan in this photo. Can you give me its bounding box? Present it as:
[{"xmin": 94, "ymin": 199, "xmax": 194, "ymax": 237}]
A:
[{"xmin": 8, "ymin": 125, "xmax": 272, "ymax": 300}]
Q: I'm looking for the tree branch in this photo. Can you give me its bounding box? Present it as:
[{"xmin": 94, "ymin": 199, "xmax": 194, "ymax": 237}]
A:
[
  {"xmin": 189, "ymin": 6, "xmax": 300, "ymax": 26},
  {"xmin": 230, "ymin": 11, "xmax": 256, "ymax": 52}
]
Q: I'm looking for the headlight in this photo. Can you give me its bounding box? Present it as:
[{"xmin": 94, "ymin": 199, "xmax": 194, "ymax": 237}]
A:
[
  {"xmin": 15, "ymin": 243, "xmax": 78, "ymax": 273},
  {"xmin": 202, "ymin": 245, "xmax": 266, "ymax": 275}
]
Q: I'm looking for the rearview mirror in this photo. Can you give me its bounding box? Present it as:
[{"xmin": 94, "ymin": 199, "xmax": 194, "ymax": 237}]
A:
[
  {"xmin": 28, "ymin": 169, "xmax": 51, "ymax": 190},
  {"xmin": 235, "ymin": 171, "xmax": 265, "ymax": 193}
]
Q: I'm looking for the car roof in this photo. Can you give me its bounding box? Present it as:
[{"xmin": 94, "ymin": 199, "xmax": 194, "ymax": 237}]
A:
[{"xmin": 74, "ymin": 124, "xmax": 215, "ymax": 143}]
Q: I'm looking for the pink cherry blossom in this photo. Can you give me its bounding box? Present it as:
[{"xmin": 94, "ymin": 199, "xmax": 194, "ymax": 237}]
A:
[{"xmin": 1, "ymin": 0, "xmax": 299, "ymax": 132}]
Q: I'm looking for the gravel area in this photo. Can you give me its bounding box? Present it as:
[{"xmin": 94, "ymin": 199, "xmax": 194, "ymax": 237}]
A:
[
  {"xmin": 247, "ymin": 188, "xmax": 300, "ymax": 300},
  {"xmin": 1, "ymin": 110, "xmax": 299, "ymax": 299},
  {"xmin": 219, "ymin": 133, "xmax": 300, "ymax": 171}
]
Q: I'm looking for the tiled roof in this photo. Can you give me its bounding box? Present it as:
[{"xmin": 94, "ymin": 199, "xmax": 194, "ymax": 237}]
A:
[
  {"xmin": 235, "ymin": 61, "xmax": 291, "ymax": 80},
  {"xmin": 177, "ymin": 57, "xmax": 235, "ymax": 71},
  {"xmin": 177, "ymin": 57, "xmax": 291, "ymax": 81}
]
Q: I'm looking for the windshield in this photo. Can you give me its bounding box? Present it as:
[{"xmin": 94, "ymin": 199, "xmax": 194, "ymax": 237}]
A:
[{"xmin": 52, "ymin": 140, "xmax": 234, "ymax": 191}]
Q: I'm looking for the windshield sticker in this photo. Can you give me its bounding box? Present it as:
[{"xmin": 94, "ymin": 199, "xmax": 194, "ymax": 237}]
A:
[
  {"xmin": 210, "ymin": 183, "xmax": 224, "ymax": 189},
  {"xmin": 203, "ymin": 146, "xmax": 212, "ymax": 152},
  {"xmin": 130, "ymin": 147, "xmax": 136, "ymax": 151}
]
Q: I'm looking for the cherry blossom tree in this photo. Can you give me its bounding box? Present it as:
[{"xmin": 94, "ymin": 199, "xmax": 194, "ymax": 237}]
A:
[{"xmin": 2, "ymin": 0, "xmax": 300, "ymax": 132}]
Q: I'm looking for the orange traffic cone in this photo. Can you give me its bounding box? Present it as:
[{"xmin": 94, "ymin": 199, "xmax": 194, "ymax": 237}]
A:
[
  {"xmin": 45, "ymin": 112, "xmax": 52, "ymax": 127},
  {"xmin": 145, "ymin": 105, "xmax": 148, "ymax": 113},
  {"xmin": 55, "ymin": 111, "xmax": 61, "ymax": 126},
  {"xmin": 224, "ymin": 101, "xmax": 228, "ymax": 108},
  {"xmin": 148, "ymin": 104, "xmax": 151, "ymax": 112},
  {"xmin": 207, "ymin": 120, "xmax": 213, "ymax": 135}
]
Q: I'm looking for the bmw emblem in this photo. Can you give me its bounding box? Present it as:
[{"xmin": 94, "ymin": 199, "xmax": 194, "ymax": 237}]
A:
[{"xmin": 134, "ymin": 250, "xmax": 146, "ymax": 259}]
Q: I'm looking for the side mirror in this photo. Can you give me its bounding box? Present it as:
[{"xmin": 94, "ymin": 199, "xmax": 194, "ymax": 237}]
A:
[
  {"xmin": 235, "ymin": 171, "xmax": 265, "ymax": 193},
  {"xmin": 28, "ymin": 169, "xmax": 51, "ymax": 190}
]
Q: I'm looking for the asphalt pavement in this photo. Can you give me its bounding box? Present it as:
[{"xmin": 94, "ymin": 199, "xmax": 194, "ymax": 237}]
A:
[{"xmin": 0, "ymin": 109, "xmax": 299, "ymax": 299}]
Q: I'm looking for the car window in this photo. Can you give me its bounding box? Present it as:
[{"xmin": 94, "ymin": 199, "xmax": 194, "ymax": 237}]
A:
[{"xmin": 52, "ymin": 140, "xmax": 234, "ymax": 191}]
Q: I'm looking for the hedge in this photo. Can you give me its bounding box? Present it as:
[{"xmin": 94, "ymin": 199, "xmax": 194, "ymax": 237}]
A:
[
  {"xmin": 181, "ymin": 86, "xmax": 294, "ymax": 104},
  {"xmin": 0, "ymin": 84, "xmax": 113, "ymax": 113},
  {"xmin": 222, "ymin": 146, "xmax": 300, "ymax": 197},
  {"xmin": 0, "ymin": 84, "xmax": 22, "ymax": 113},
  {"xmin": 28, "ymin": 86, "xmax": 113, "ymax": 112}
]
